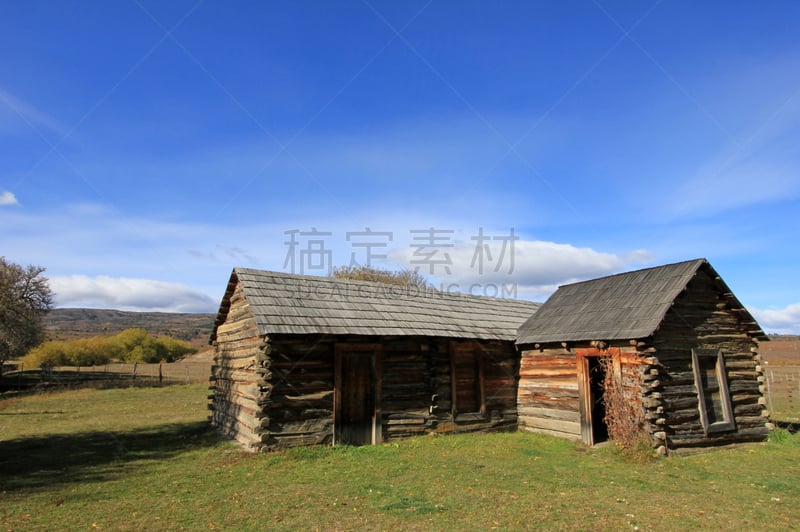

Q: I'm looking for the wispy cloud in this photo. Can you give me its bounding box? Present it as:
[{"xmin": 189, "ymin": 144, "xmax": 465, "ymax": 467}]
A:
[
  {"xmin": 668, "ymin": 158, "xmax": 799, "ymax": 219},
  {"xmin": 0, "ymin": 88, "xmax": 69, "ymax": 139},
  {"xmin": 659, "ymin": 55, "xmax": 800, "ymax": 219},
  {"xmin": 0, "ymin": 190, "xmax": 19, "ymax": 206},
  {"xmin": 50, "ymin": 275, "xmax": 217, "ymax": 313},
  {"xmin": 749, "ymin": 304, "xmax": 800, "ymax": 335}
]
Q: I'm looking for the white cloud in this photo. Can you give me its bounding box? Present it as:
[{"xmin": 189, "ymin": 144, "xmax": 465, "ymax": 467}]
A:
[
  {"xmin": 0, "ymin": 190, "xmax": 19, "ymax": 206},
  {"xmin": 389, "ymin": 237, "xmax": 654, "ymax": 301},
  {"xmin": 749, "ymin": 304, "xmax": 800, "ymax": 335},
  {"xmin": 50, "ymin": 275, "xmax": 218, "ymax": 313}
]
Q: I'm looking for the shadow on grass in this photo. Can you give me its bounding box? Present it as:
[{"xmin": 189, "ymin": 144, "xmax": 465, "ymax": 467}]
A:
[
  {"xmin": 776, "ymin": 421, "xmax": 799, "ymax": 434},
  {"xmin": 0, "ymin": 421, "xmax": 218, "ymax": 492}
]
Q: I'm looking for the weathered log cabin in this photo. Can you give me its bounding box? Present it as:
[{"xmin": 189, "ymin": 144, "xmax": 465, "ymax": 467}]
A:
[
  {"xmin": 210, "ymin": 268, "xmax": 540, "ymax": 451},
  {"xmin": 516, "ymin": 258, "xmax": 770, "ymax": 454}
]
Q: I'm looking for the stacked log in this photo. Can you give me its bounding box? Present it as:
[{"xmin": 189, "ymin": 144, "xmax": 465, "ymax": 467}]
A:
[
  {"xmin": 209, "ymin": 283, "xmax": 270, "ymax": 451},
  {"xmin": 650, "ymin": 268, "xmax": 769, "ymax": 453},
  {"xmin": 264, "ymin": 336, "xmax": 335, "ymax": 449}
]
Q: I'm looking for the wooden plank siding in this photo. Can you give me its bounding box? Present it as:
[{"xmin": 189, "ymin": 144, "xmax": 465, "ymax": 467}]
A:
[
  {"xmin": 517, "ymin": 348, "xmax": 581, "ymax": 440},
  {"xmin": 517, "ymin": 345, "xmax": 649, "ymax": 444}
]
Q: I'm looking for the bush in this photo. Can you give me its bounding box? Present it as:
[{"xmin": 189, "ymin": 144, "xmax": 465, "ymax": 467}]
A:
[
  {"xmin": 599, "ymin": 356, "xmax": 655, "ymax": 462},
  {"xmin": 21, "ymin": 329, "xmax": 198, "ymax": 368},
  {"xmin": 24, "ymin": 340, "xmax": 71, "ymax": 368}
]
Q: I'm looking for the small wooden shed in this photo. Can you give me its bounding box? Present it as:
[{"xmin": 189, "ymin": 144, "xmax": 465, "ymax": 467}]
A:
[
  {"xmin": 516, "ymin": 259, "xmax": 770, "ymax": 454},
  {"xmin": 210, "ymin": 268, "xmax": 540, "ymax": 451}
]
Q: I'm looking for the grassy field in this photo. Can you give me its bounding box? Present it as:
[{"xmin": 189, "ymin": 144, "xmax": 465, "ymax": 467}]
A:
[{"xmin": 1, "ymin": 386, "xmax": 798, "ymax": 531}]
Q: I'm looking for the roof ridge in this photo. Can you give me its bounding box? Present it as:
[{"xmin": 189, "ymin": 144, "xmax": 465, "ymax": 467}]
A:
[
  {"xmin": 216, "ymin": 267, "xmax": 541, "ymax": 342},
  {"xmin": 516, "ymin": 258, "xmax": 714, "ymax": 345},
  {"xmin": 554, "ymin": 258, "xmax": 706, "ymax": 289},
  {"xmin": 233, "ymin": 267, "xmax": 540, "ymax": 306}
]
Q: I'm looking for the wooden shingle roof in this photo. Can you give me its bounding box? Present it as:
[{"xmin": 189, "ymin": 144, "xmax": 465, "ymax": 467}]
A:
[
  {"xmin": 516, "ymin": 258, "xmax": 764, "ymax": 345},
  {"xmin": 212, "ymin": 268, "xmax": 541, "ymax": 341}
]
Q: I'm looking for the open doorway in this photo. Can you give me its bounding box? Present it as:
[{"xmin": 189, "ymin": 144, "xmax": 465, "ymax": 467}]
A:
[
  {"xmin": 579, "ymin": 355, "xmax": 609, "ymax": 446},
  {"xmin": 587, "ymin": 357, "xmax": 609, "ymax": 444}
]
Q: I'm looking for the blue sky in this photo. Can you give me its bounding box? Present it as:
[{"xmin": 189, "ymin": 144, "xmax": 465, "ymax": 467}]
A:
[{"xmin": 1, "ymin": 1, "xmax": 799, "ymax": 333}]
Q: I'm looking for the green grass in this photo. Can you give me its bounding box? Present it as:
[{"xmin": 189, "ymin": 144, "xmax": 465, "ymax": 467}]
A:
[{"xmin": 1, "ymin": 386, "xmax": 799, "ymax": 530}]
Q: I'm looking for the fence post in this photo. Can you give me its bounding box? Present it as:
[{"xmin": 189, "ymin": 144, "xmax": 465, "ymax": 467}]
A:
[
  {"xmin": 159, "ymin": 363, "xmax": 163, "ymax": 384},
  {"xmin": 133, "ymin": 362, "xmax": 138, "ymax": 381}
]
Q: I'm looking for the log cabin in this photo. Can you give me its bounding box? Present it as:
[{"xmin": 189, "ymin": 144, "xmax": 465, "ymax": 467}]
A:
[
  {"xmin": 515, "ymin": 258, "xmax": 770, "ymax": 455},
  {"xmin": 209, "ymin": 268, "xmax": 540, "ymax": 451}
]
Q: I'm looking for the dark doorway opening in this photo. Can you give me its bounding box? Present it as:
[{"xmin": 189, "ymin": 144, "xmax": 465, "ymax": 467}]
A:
[{"xmin": 588, "ymin": 356, "xmax": 609, "ymax": 444}]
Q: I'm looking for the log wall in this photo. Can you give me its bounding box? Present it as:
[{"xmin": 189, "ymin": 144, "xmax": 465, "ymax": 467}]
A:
[
  {"xmin": 212, "ymin": 322, "xmax": 522, "ymax": 450},
  {"xmin": 209, "ymin": 283, "xmax": 269, "ymax": 451},
  {"xmin": 516, "ymin": 266, "xmax": 768, "ymax": 453},
  {"xmin": 431, "ymin": 339, "xmax": 521, "ymax": 436},
  {"xmin": 265, "ymin": 336, "xmax": 334, "ymax": 449},
  {"xmin": 647, "ymin": 268, "xmax": 769, "ymax": 453}
]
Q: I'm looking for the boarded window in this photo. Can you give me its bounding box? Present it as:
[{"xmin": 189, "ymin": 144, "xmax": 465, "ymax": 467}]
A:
[
  {"xmin": 692, "ymin": 348, "xmax": 735, "ymax": 433},
  {"xmin": 450, "ymin": 342, "xmax": 485, "ymax": 417}
]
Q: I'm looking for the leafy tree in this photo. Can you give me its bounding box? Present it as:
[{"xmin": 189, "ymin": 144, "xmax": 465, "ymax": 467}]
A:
[
  {"xmin": 0, "ymin": 257, "xmax": 53, "ymax": 374},
  {"xmin": 332, "ymin": 265, "xmax": 429, "ymax": 288}
]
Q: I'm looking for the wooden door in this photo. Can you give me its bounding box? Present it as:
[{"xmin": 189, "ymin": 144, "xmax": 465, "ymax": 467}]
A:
[
  {"xmin": 334, "ymin": 344, "xmax": 381, "ymax": 445},
  {"xmin": 450, "ymin": 341, "xmax": 485, "ymax": 416}
]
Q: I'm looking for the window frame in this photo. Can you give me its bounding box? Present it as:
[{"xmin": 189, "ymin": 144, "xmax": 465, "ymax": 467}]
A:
[{"xmin": 691, "ymin": 348, "xmax": 735, "ymax": 434}]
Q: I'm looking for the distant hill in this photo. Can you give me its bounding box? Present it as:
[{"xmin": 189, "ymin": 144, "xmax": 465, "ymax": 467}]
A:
[{"xmin": 43, "ymin": 308, "xmax": 216, "ymax": 348}]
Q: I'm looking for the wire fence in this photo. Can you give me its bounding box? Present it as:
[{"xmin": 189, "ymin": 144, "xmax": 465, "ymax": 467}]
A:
[
  {"xmin": 765, "ymin": 366, "xmax": 800, "ymax": 423},
  {"xmin": 2, "ymin": 362, "xmax": 211, "ymax": 392}
]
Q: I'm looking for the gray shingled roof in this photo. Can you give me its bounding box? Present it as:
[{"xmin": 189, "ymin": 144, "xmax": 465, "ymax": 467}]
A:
[
  {"xmin": 212, "ymin": 268, "xmax": 541, "ymax": 341},
  {"xmin": 516, "ymin": 258, "xmax": 761, "ymax": 345}
]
